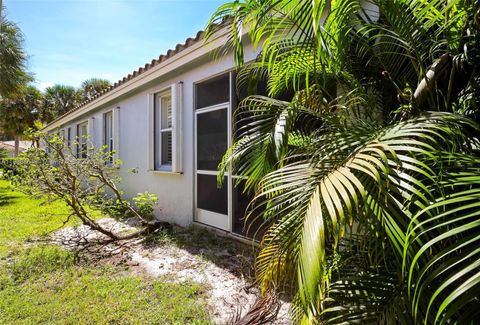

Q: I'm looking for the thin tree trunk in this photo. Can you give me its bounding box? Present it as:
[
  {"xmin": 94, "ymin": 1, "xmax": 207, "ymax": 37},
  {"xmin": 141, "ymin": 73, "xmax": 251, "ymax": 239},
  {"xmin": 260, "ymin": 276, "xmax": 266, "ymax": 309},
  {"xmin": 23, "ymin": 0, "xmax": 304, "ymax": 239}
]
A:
[{"xmin": 14, "ymin": 136, "xmax": 19, "ymax": 157}]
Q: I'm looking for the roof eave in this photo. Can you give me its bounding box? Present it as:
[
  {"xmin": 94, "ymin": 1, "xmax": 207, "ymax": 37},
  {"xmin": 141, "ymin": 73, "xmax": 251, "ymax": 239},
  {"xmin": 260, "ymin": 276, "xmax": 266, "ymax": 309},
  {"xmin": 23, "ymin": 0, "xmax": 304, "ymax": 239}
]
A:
[{"xmin": 43, "ymin": 27, "xmax": 230, "ymax": 132}]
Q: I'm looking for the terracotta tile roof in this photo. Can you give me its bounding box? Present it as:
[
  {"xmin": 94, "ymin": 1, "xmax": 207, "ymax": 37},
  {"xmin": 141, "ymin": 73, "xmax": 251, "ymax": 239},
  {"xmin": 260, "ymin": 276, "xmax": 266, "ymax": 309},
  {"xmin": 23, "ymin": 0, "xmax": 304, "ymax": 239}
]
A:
[{"xmin": 47, "ymin": 29, "xmax": 206, "ymax": 126}]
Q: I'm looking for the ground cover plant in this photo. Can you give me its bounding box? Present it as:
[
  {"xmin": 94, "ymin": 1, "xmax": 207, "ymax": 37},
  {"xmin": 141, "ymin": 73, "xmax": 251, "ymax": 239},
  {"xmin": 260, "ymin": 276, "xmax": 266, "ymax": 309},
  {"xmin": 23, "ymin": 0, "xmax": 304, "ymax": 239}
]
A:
[
  {"xmin": 0, "ymin": 179, "xmax": 211, "ymax": 324},
  {"xmin": 207, "ymin": 0, "xmax": 480, "ymax": 323}
]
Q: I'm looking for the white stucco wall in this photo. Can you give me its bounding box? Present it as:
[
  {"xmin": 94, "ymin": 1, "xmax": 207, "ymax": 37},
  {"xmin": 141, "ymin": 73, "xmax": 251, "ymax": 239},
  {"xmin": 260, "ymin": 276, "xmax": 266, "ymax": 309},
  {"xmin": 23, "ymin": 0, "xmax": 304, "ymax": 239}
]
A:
[{"xmin": 54, "ymin": 41, "xmax": 259, "ymax": 227}]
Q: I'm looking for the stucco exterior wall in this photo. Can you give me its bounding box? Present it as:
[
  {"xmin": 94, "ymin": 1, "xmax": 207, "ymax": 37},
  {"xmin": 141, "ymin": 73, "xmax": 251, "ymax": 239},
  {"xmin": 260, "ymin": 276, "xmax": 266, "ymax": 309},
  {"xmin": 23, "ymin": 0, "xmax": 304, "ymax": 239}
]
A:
[{"xmin": 54, "ymin": 42, "xmax": 258, "ymax": 227}]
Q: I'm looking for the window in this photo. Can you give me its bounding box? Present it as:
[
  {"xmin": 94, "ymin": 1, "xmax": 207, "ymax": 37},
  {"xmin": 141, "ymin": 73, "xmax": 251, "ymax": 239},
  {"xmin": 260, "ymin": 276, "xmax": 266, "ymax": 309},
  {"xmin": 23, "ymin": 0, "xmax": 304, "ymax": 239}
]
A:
[
  {"xmin": 195, "ymin": 74, "xmax": 230, "ymax": 109},
  {"xmin": 104, "ymin": 111, "xmax": 113, "ymax": 163},
  {"xmin": 76, "ymin": 121, "xmax": 88, "ymax": 158},
  {"xmin": 67, "ymin": 127, "xmax": 72, "ymax": 148},
  {"xmin": 59, "ymin": 129, "xmax": 65, "ymax": 142},
  {"xmin": 55, "ymin": 129, "xmax": 66, "ymax": 152},
  {"xmin": 154, "ymin": 90, "xmax": 173, "ymax": 170},
  {"xmin": 151, "ymin": 83, "xmax": 183, "ymax": 173}
]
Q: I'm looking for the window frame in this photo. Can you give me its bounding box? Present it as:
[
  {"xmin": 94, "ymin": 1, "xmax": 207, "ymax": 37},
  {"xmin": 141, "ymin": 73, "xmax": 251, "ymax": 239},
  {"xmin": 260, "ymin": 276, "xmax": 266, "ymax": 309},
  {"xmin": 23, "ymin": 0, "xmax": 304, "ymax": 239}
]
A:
[
  {"xmin": 154, "ymin": 89, "xmax": 173, "ymax": 171},
  {"xmin": 103, "ymin": 111, "xmax": 114, "ymax": 163},
  {"xmin": 76, "ymin": 121, "xmax": 88, "ymax": 158},
  {"xmin": 58, "ymin": 129, "xmax": 65, "ymax": 142},
  {"xmin": 193, "ymin": 71, "xmax": 233, "ymax": 231},
  {"xmin": 67, "ymin": 127, "xmax": 72, "ymax": 148}
]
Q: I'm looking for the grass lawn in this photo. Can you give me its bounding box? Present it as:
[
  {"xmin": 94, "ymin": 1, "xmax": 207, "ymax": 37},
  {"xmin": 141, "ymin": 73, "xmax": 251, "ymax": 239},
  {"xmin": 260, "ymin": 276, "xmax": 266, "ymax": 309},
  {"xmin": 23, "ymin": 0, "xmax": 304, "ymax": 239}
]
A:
[
  {"xmin": 0, "ymin": 180, "xmax": 75, "ymax": 258},
  {"xmin": 0, "ymin": 179, "xmax": 211, "ymax": 324}
]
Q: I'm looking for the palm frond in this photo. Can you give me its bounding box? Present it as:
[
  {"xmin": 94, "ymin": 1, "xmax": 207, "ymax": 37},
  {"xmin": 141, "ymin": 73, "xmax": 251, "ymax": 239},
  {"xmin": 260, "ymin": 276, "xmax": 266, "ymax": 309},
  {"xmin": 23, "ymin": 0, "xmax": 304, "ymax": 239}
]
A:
[
  {"xmin": 0, "ymin": 15, "xmax": 31, "ymax": 98},
  {"xmin": 253, "ymin": 112, "xmax": 476, "ymax": 320},
  {"xmin": 318, "ymin": 236, "xmax": 414, "ymax": 324},
  {"xmin": 207, "ymin": 1, "xmax": 480, "ymax": 323},
  {"xmin": 404, "ymin": 155, "xmax": 480, "ymax": 324}
]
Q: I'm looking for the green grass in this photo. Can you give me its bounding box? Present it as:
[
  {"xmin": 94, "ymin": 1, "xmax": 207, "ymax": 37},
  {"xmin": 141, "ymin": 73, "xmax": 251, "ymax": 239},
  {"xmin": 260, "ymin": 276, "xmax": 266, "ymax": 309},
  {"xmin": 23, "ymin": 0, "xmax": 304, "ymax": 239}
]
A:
[
  {"xmin": 0, "ymin": 180, "xmax": 75, "ymax": 258},
  {"xmin": 0, "ymin": 260, "xmax": 210, "ymax": 324},
  {"xmin": 0, "ymin": 179, "xmax": 211, "ymax": 324}
]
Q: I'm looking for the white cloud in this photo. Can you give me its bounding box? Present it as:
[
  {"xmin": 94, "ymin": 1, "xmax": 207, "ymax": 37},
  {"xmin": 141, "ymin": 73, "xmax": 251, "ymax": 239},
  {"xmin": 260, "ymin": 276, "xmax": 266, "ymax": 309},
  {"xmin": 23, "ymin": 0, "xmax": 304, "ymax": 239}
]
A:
[{"xmin": 38, "ymin": 82, "xmax": 54, "ymax": 92}]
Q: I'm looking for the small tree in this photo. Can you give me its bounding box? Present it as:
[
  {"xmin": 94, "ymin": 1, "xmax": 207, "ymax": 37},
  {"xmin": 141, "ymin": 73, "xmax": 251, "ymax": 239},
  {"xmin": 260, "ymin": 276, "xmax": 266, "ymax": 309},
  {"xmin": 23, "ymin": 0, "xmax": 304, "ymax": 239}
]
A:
[{"xmin": 15, "ymin": 132, "xmax": 161, "ymax": 241}]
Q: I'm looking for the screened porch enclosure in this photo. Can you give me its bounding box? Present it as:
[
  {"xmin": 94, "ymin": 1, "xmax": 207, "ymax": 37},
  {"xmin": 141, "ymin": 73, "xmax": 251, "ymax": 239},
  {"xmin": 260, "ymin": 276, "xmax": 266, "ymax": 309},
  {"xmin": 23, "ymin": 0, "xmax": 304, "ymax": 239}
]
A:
[{"xmin": 194, "ymin": 72, "xmax": 264, "ymax": 239}]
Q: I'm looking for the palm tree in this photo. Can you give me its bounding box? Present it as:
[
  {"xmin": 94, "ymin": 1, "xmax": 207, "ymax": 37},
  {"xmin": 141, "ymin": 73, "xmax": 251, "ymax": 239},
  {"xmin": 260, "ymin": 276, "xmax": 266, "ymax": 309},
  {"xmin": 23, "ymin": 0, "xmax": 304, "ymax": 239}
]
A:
[
  {"xmin": 207, "ymin": 0, "xmax": 480, "ymax": 323},
  {"xmin": 41, "ymin": 84, "xmax": 82, "ymax": 123},
  {"xmin": 0, "ymin": 85, "xmax": 42, "ymax": 155},
  {"xmin": 0, "ymin": 11, "xmax": 31, "ymax": 98},
  {"xmin": 80, "ymin": 78, "xmax": 111, "ymax": 101}
]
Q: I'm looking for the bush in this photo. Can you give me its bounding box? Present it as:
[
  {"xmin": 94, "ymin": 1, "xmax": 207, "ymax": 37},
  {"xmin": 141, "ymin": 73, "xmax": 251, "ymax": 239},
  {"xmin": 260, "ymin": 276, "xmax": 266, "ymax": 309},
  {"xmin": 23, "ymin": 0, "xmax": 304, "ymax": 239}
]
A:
[
  {"xmin": 0, "ymin": 158, "xmax": 26, "ymax": 180},
  {"xmin": 132, "ymin": 192, "xmax": 158, "ymax": 221},
  {"xmin": 0, "ymin": 148, "xmax": 8, "ymax": 159}
]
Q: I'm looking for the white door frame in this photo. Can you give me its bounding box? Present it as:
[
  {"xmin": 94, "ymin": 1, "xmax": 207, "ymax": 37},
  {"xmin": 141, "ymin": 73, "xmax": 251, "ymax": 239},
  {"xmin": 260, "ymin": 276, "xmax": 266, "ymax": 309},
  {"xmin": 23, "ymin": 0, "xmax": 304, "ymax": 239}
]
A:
[{"xmin": 194, "ymin": 101, "xmax": 232, "ymax": 231}]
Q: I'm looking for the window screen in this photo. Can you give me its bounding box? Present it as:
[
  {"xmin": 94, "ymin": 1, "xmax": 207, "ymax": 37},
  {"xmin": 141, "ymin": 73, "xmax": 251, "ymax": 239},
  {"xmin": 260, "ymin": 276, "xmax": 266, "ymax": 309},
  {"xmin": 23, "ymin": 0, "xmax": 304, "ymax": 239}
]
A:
[
  {"xmin": 161, "ymin": 131, "xmax": 172, "ymax": 165},
  {"xmin": 197, "ymin": 174, "xmax": 228, "ymax": 215},
  {"xmin": 196, "ymin": 74, "xmax": 230, "ymax": 109},
  {"xmin": 196, "ymin": 108, "xmax": 227, "ymax": 171},
  {"xmin": 232, "ymin": 179, "xmax": 266, "ymax": 238}
]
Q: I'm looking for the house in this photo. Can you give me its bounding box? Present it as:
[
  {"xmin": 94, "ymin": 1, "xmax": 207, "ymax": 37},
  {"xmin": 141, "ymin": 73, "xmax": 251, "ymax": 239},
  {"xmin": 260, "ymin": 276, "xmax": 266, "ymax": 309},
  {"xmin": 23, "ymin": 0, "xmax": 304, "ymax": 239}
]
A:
[{"xmin": 43, "ymin": 28, "xmax": 263, "ymax": 239}]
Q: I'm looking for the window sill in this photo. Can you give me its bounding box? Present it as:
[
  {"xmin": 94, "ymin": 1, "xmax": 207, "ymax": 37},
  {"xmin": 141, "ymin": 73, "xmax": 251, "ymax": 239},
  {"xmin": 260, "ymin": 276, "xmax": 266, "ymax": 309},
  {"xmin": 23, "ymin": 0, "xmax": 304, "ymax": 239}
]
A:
[{"xmin": 149, "ymin": 169, "xmax": 182, "ymax": 175}]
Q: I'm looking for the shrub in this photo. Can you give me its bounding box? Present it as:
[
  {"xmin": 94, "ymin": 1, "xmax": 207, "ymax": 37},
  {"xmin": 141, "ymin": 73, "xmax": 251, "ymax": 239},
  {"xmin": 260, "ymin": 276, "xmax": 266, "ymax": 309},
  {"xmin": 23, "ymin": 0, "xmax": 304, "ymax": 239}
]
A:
[
  {"xmin": 132, "ymin": 192, "xmax": 158, "ymax": 221},
  {"xmin": 0, "ymin": 148, "xmax": 8, "ymax": 159},
  {"xmin": 0, "ymin": 158, "xmax": 26, "ymax": 180}
]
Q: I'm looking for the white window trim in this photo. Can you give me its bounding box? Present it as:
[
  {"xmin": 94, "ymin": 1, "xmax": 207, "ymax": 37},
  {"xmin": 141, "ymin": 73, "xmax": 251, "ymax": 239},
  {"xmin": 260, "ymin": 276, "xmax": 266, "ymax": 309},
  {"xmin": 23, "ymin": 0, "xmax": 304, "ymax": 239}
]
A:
[
  {"xmin": 172, "ymin": 82, "xmax": 183, "ymax": 173},
  {"xmin": 113, "ymin": 107, "xmax": 120, "ymax": 160},
  {"xmin": 58, "ymin": 129, "xmax": 65, "ymax": 142},
  {"xmin": 149, "ymin": 82, "xmax": 183, "ymax": 174},
  {"xmin": 103, "ymin": 111, "xmax": 113, "ymax": 150},
  {"xmin": 156, "ymin": 89, "xmax": 172, "ymax": 171},
  {"xmin": 66, "ymin": 127, "xmax": 72, "ymax": 148},
  {"xmin": 76, "ymin": 120, "xmax": 89, "ymax": 158},
  {"xmin": 103, "ymin": 110, "xmax": 114, "ymax": 164}
]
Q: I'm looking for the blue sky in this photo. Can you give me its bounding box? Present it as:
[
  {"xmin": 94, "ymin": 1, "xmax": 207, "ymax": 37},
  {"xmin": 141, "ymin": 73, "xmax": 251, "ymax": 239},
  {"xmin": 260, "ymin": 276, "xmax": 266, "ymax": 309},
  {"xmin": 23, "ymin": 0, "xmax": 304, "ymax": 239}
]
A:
[{"xmin": 4, "ymin": 0, "xmax": 226, "ymax": 90}]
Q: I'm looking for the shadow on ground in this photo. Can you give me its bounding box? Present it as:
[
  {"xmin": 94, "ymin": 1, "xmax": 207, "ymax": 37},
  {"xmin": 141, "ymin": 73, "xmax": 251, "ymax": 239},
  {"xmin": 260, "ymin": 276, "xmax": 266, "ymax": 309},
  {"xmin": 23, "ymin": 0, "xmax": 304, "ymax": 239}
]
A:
[
  {"xmin": 0, "ymin": 184, "xmax": 18, "ymax": 207},
  {"xmin": 50, "ymin": 218, "xmax": 292, "ymax": 324},
  {"xmin": 142, "ymin": 226, "xmax": 258, "ymax": 280}
]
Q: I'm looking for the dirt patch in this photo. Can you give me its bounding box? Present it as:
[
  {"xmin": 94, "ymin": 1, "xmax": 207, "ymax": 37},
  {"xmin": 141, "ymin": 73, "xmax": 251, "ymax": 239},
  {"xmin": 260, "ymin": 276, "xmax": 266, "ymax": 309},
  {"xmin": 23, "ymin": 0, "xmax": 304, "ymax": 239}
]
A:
[{"xmin": 52, "ymin": 218, "xmax": 291, "ymax": 324}]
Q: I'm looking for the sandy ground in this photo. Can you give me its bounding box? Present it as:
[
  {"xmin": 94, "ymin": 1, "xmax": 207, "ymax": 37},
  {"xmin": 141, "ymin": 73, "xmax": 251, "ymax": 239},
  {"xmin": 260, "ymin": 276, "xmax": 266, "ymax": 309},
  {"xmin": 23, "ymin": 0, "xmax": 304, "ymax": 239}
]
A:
[{"xmin": 52, "ymin": 218, "xmax": 291, "ymax": 325}]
